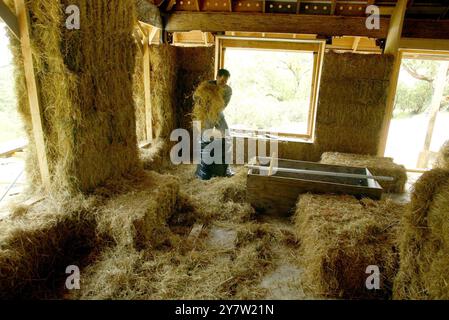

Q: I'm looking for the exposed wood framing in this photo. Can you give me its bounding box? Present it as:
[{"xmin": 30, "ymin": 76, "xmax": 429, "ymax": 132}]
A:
[
  {"xmin": 352, "ymin": 36, "xmax": 361, "ymax": 52},
  {"xmin": 378, "ymin": 0, "xmax": 407, "ymax": 156},
  {"xmin": 402, "ymin": 19, "xmax": 449, "ymax": 39},
  {"xmin": 296, "ymin": 0, "xmax": 301, "ymax": 14},
  {"xmin": 0, "ymin": 0, "xmax": 19, "ymax": 37},
  {"xmin": 216, "ymin": 36, "xmax": 325, "ymax": 139},
  {"xmin": 330, "ymin": 0, "xmax": 336, "ymax": 15},
  {"xmin": 399, "ymin": 38, "xmax": 449, "ymax": 51},
  {"xmin": 14, "ymin": 0, "xmax": 50, "ymax": 189},
  {"xmin": 166, "ymin": 12, "xmax": 389, "ymax": 38},
  {"xmin": 384, "ymin": 0, "xmax": 407, "ymax": 54},
  {"xmin": 142, "ymin": 31, "xmax": 153, "ymax": 143},
  {"xmin": 417, "ymin": 61, "xmax": 449, "ymax": 168}
]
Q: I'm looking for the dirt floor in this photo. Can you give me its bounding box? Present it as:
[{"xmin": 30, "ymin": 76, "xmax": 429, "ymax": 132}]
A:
[
  {"xmin": 0, "ymin": 161, "xmax": 419, "ymax": 299},
  {"xmin": 159, "ymin": 164, "xmax": 308, "ymax": 299},
  {"xmin": 149, "ymin": 164, "xmax": 418, "ymax": 300}
]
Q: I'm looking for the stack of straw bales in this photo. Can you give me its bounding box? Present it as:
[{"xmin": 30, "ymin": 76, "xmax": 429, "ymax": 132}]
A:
[
  {"xmin": 295, "ymin": 194, "xmax": 405, "ymax": 299},
  {"xmin": 313, "ymin": 52, "xmax": 394, "ymax": 157},
  {"xmin": 0, "ymin": 170, "xmax": 181, "ymax": 299},
  {"xmin": 0, "ymin": 197, "xmax": 99, "ymax": 299},
  {"xmin": 394, "ymin": 142, "xmax": 449, "ymax": 299},
  {"xmin": 6, "ymin": 0, "xmax": 140, "ymax": 193}
]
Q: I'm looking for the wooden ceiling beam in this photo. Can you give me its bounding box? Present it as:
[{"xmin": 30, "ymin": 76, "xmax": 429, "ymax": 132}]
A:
[
  {"xmin": 165, "ymin": 12, "xmax": 390, "ymax": 38},
  {"xmin": 402, "ymin": 19, "xmax": 449, "ymax": 39}
]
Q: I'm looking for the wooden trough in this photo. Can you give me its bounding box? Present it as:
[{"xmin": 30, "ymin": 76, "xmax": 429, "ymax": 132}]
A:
[{"xmin": 246, "ymin": 157, "xmax": 384, "ymax": 216}]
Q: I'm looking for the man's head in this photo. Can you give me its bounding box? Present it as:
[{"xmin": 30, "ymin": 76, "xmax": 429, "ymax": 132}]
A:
[{"xmin": 216, "ymin": 69, "xmax": 230, "ymax": 86}]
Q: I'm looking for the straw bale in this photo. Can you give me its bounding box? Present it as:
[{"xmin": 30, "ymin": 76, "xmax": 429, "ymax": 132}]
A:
[
  {"xmin": 0, "ymin": 196, "xmax": 99, "ymax": 299},
  {"xmin": 295, "ymin": 193, "xmax": 405, "ymax": 299},
  {"xmin": 435, "ymin": 140, "xmax": 449, "ymax": 170},
  {"xmin": 96, "ymin": 171, "xmax": 180, "ymax": 250},
  {"xmin": 394, "ymin": 169, "xmax": 449, "ymax": 299},
  {"xmin": 6, "ymin": 0, "xmax": 140, "ymax": 193},
  {"xmin": 192, "ymin": 81, "xmax": 225, "ymax": 125},
  {"xmin": 314, "ymin": 52, "xmax": 394, "ymax": 157}
]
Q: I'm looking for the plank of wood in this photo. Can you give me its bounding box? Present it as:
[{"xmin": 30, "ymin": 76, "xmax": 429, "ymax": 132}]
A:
[
  {"xmin": 166, "ymin": 12, "xmax": 389, "ymax": 38},
  {"xmin": 0, "ymin": 0, "xmax": 19, "ymax": 38},
  {"xmin": 247, "ymin": 168, "xmax": 382, "ymax": 216},
  {"xmin": 188, "ymin": 223, "xmax": 204, "ymax": 241},
  {"xmin": 399, "ymin": 38, "xmax": 449, "ymax": 51},
  {"xmin": 248, "ymin": 165, "xmax": 394, "ymax": 181},
  {"xmin": 385, "ymin": 0, "xmax": 407, "ymax": 54},
  {"xmin": 378, "ymin": 0, "xmax": 408, "ymax": 156},
  {"xmin": 378, "ymin": 50, "xmax": 403, "ymax": 156},
  {"xmin": 0, "ymin": 139, "xmax": 27, "ymax": 158},
  {"xmin": 14, "ymin": 0, "xmax": 50, "ymax": 190},
  {"xmin": 143, "ymin": 33, "xmax": 153, "ymax": 143},
  {"xmin": 352, "ymin": 36, "xmax": 361, "ymax": 52},
  {"xmin": 417, "ymin": 61, "xmax": 449, "ymax": 168}
]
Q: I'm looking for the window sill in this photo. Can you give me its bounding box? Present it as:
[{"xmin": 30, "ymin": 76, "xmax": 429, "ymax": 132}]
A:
[{"xmin": 229, "ymin": 132, "xmax": 314, "ymax": 144}]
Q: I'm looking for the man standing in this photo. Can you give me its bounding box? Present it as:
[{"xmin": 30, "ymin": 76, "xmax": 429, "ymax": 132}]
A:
[
  {"xmin": 208, "ymin": 69, "xmax": 233, "ymax": 136},
  {"xmin": 196, "ymin": 69, "xmax": 235, "ymax": 179}
]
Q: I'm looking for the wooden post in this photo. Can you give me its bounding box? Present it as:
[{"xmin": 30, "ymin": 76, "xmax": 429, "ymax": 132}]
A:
[
  {"xmin": 417, "ymin": 61, "xmax": 449, "ymax": 168},
  {"xmin": 384, "ymin": 0, "xmax": 407, "ymax": 55},
  {"xmin": 296, "ymin": 0, "xmax": 301, "ymax": 14},
  {"xmin": 377, "ymin": 0, "xmax": 407, "ymax": 156},
  {"xmin": 143, "ymin": 32, "xmax": 153, "ymax": 143},
  {"xmin": 330, "ymin": 0, "xmax": 336, "ymax": 15},
  {"xmin": 14, "ymin": 0, "xmax": 50, "ymax": 190}
]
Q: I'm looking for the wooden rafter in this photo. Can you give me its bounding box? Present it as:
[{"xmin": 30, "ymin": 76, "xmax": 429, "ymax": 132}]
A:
[
  {"xmin": 166, "ymin": 12, "xmax": 389, "ymax": 38},
  {"xmin": 142, "ymin": 32, "xmax": 153, "ymax": 143},
  {"xmin": 0, "ymin": 0, "xmax": 19, "ymax": 37},
  {"xmin": 402, "ymin": 19, "xmax": 449, "ymax": 39},
  {"xmin": 385, "ymin": 0, "xmax": 407, "ymax": 54},
  {"xmin": 330, "ymin": 0, "xmax": 336, "ymax": 15},
  {"xmin": 296, "ymin": 0, "xmax": 301, "ymax": 14},
  {"xmin": 14, "ymin": 0, "xmax": 50, "ymax": 189}
]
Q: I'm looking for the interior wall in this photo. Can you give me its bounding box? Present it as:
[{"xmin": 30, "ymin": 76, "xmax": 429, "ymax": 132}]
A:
[
  {"xmin": 137, "ymin": 47, "xmax": 394, "ymax": 166},
  {"xmin": 136, "ymin": 45, "xmax": 215, "ymax": 167},
  {"xmin": 241, "ymin": 51, "xmax": 395, "ymax": 161},
  {"xmin": 313, "ymin": 52, "xmax": 394, "ymax": 158},
  {"xmin": 174, "ymin": 46, "xmax": 216, "ymax": 131}
]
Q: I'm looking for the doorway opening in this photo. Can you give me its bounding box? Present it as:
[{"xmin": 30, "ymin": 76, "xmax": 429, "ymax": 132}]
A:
[
  {"xmin": 0, "ymin": 22, "xmax": 27, "ymax": 210},
  {"xmin": 385, "ymin": 50, "xmax": 449, "ymax": 170}
]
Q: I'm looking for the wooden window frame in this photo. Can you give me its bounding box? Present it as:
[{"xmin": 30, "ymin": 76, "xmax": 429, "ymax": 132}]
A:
[
  {"xmin": 380, "ymin": 48, "xmax": 449, "ymax": 171},
  {"xmin": 215, "ymin": 35, "xmax": 325, "ymax": 141}
]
